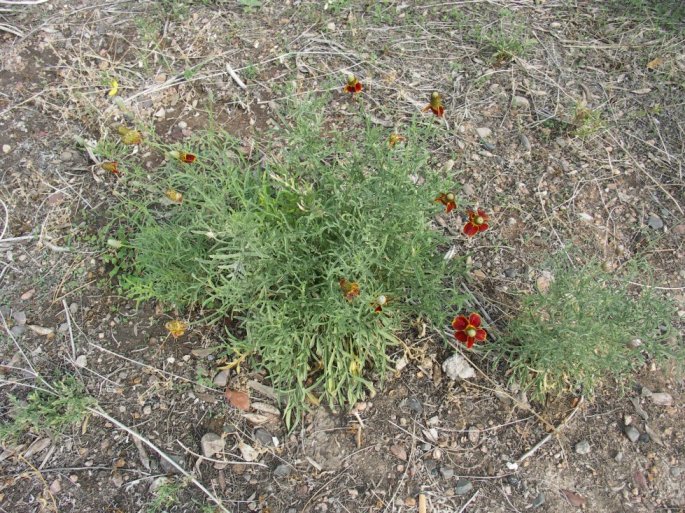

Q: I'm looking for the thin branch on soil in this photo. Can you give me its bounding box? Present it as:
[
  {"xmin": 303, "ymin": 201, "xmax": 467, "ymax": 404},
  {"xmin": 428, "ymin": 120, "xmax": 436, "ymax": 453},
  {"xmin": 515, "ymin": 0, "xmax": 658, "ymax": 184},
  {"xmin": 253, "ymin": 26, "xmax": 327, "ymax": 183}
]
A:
[
  {"xmin": 0, "ymin": 0, "xmax": 49, "ymax": 4},
  {"xmin": 514, "ymin": 397, "xmax": 584, "ymax": 466},
  {"xmin": 226, "ymin": 64, "xmax": 247, "ymax": 90},
  {"xmin": 457, "ymin": 490, "xmax": 480, "ymax": 513},
  {"xmin": 61, "ymin": 299, "xmax": 76, "ymax": 361},
  {"xmin": 88, "ymin": 406, "xmax": 231, "ymax": 513},
  {"xmin": 0, "ymin": 23, "xmax": 23, "ymax": 37}
]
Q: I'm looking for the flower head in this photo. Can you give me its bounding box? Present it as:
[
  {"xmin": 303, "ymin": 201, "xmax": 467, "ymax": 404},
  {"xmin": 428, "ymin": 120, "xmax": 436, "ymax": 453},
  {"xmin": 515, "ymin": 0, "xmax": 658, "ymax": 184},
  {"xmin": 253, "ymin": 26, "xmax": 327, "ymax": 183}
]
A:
[
  {"xmin": 388, "ymin": 133, "xmax": 406, "ymax": 147},
  {"xmin": 165, "ymin": 320, "xmax": 188, "ymax": 339},
  {"xmin": 372, "ymin": 294, "xmax": 388, "ymax": 313},
  {"xmin": 339, "ymin": 278, "xmax": 360, "ymax": 301},
  {"xmin": 422, "ymin": 91, "xmax": 445, "ymax": 117},
  {"xmin": 117, "ymin": 126, "xmax": 142, "ymax": 145},
  {"xmin": 169, "ymin": 150, "xmax": 196, "ymax": 163},
  {"xmin": 101, "ymin": 161, "xmax": 119, "ymax": 175},
  {"xmin": 343, "ymin": 74, "xmax": 363, "ymax": 94},
  {"xmin": 107, "ymin": 79, "xmax": 119, "ymax": 97},
  {"xmin": 435, "ymin": 192, "xmax": 456, "ymax": 213},
  {"xmin": 165, "ymin": 188, "xmax": 183, "ymax": 204},
  {"xmin": 452, "ymin": 313, "xmax": 487, "ymax": 349},
  {"xmin": 463, "ymin": 209, "xmax": 490, "ymax": 237}
]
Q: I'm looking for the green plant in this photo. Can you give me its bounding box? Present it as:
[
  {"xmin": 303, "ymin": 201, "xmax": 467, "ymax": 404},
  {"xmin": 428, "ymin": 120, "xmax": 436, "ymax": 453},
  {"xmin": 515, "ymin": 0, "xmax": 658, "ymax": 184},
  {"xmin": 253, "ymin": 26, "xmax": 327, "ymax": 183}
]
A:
[
  {"xmin": 110, "ymin": 97, "xmax": 466, "ymax": 425},
  {"xmin": 493, "ymin": 259, "xmax": 682, "ymax": 401},
  {"xmin": 1, "ymin": 376, "xmax": 96, "ymax": 442},
  {"xmin": 146, "ymin": 479, "xmax": 185, "ymax": 513},
  {"xmin": 572, "ymin": 104, "xmax": 605, "ymax": 138},
  {"xmin": 472, "ymin": 11, "xmax": 533, "ymax": 64}
]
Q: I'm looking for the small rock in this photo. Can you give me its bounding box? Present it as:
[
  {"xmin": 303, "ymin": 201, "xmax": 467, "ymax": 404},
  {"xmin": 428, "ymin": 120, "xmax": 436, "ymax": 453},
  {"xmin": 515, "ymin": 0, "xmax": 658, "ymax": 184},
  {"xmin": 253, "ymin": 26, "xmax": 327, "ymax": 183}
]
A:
[
  {"xmin": 254, "ymin": 428, "xmax": 273, "ymax": 446},
  {"xmin": 49, "ymin": 479, "xmax": 61, "ymax": 494},
  {"xmin": 647, "ymin": 214, "xmax": 664, "ymax": 230},
  {"xmin": 670, "ymin": 466, "xmax": 683, "ymax": 478},
  {"xmin": 504, "ymin": 267, "xmax": 517, "ymax": 278},
  {"xmin": 20, "ymin": 289, "xmax": 35, "ymax": 301},
  {"xmin": 74, "ymin": 355, "xmax": 87, "ymax": 368},
  {"xmin": 160, "ymin": 453, "xmax": 184, "ymax": 474},
  {"xmin": 327, "ymin": 21, "xmax": 336, "ymax": 31},
  {"xmin": 454, "ymin": 479, "xmax": 473, "ymax": 495},
  {"xmin": 154, "ymin": 108, "xmax": 166, "ymax": 118},
  {"xmin": 440, "ymin": 467, "xmax": 454, "ymax": 479},
  {"xmin": 2, "ymin": 144, "xmax": 10, "ymax": 154},
  {"xmin": 274, "ymin": 464, "xmax": 292, "ymax": 478},
  {"xmin": 142, "ymin": 405, "xmax": 152, "ymax": 415},
  {"xmin": 404, "ymin": 396, "xmax": 423, "ymax": 415},
  {"xmin": 512, "ymin": 96, "xmax": 530, "ymax": 109},
  {"xmin": 28, "ymin": 325, "xmax": 54, "ymax": 336},
  {"xmin": 639, "ymin": 432, "xmax": 650, "ymax": 443},
  {"xmin": 519, "ymin": 134, "xmax": 531, "ymax": 151},
  {"xmin": 58, "ymin": 322, "xmax": 69, "ymax": 333},
  {"xmin": 10, "ymin": 325, "xmax": 25, "ymax": 338},
  {"xmin": 404, "ymin": 497, "xmax": 416, "ymax": 507},
  {"xmin": 672, "ymin": 224, "xmax": 685, "ymax": 236},
  {"xmin": 615, "ymin": 451, "xmax": 624, "ymax": 462},
  {"xmin": 200, "ymin": 432, "xmax": 224, "ymax": 458},
  {"xmin": 69, "ymin": 302, "xmax": 78, "ymax": 314},
  {"xmin": 625, "ymin": 425, "xmax": 640, "ymax": 443},
  {"xmin": 575, "ymin": 440, "xmax": 591, "ymax": 455},
  {"xmin": 532, "ymin": 492, "xmax": 545, "ymax": 508},
  {"xmin": 12, "ymin": 311, "xmax": 27, "ymax": 326},
  {"xmin": 60, "ymin": 150, "xmax": 74, "ymax": 161},
  {"xmin": 649, "ymin": 392, "xmax": 673, "ymax": 406},
  {"xmin": 390, "ymin": 444, "xmax": 408, "ymax": 461},
  {"xmin": 238, "ymin": 441, "xmax": 259, "ymax": 462},
  {"xmin": 442, "ymin": 353, "xmax": 475, "ymax": 380},
  {"xmin": 213, "ymin": 369, "xmax": 230, "ymax": 387},
  {"xmin": 178, "ymin": 121, "xmax": 188, "ymax": 129},
  {"xmin": 476, "ymin": 127, "xmax": 492, "ymax": 139},
  {"xmin": 462, "ymin": 183, "xmax": 475, "ymax": 197}
]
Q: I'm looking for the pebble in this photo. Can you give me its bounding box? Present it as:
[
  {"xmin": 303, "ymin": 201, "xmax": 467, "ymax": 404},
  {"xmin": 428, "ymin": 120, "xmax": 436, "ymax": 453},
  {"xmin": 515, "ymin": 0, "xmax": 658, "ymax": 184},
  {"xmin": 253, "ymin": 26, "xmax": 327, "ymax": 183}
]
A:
[
  {"xmin": 21, "ymin": 289, "xmax": 35, "ymax": 301},
  {"xmin": 650, "ymin": 392, "xmax": 673, "ymax": 406},
  {"xmin": 254, "ymin": 428, "xmax": 273, "ymax": 446},
  {"xmin": 504, "ymin": 267, "xmax": 517, "ymax": 278},
  {"xmin": 178, "ymin": 121, "xmax": 188, "ymax": 129},
  {"xmin": 615, "ymin": 451, "xmax": 624, "ymax": 462},
  {"xmin": 647, "ymin": 214, "xmax": 664, "ymax": 230},
  {"xmin": 639, "ymin": 433, "xmax": 650, "ymax": 443},
  {"xmin": 327, "ymin": 21, "xmax": 336, "ymax": 31},
  {"xmin": 442, "ymin": 353, "xmax": 475, "ymax": 380},
  {"xmin": 142, "ymin": 405, "xmax": 152, "ymax": 415},
  {"xmin": 10, "ymin": 325, "xmax": 25, "ymax": 338},
  {"xmin": 405, "ymin": 396, "xmax": 423, "ymax": 415},
  {"xmin": 12, "ymin": 311, "xmax": 27, "ymax": 325},
  {"xmin": 672, "ymin": 224, "xmax": 685, "ymax": 235},
  {"xmin": 476, "ymin": 127, "xmax": 492, "ymax": 139},
  {"xmin": 60, "ymin": 150, "xmax": 74, "ymax": 161},
  {"xmin": 625, "ymin": 425, "xmax": 640, "ymax": 443},
  {"xmin": 2, "ymin": 144, "xmax": 10, "ymax": 154},
  {"xmin": 670, "ymin": 467, "xmax": 683, "ymax": 478},
  {"xmin": 69, "ymin": 302, "xmax": 79, "ymax": 314},
  {"xmin": 75, "ymin": 355, "xmax": 87, "ymax": 368},
  {"xmin": 512, "ymin": 96, "xmax": 530, "ymax": 109},
  {"xmin": 274, "ymin": 464, "xmax": 292, "ymax": 478},
  {"xmin": 440, "ymin": 467, "xmax": 455, "ymax": 479},
  {"xmin": 404, "ymin": 497, "xmax": 416, "ymax": 507},
  {"xmin": 213, "ymin": 369, "xmax": 230, "ymax": 387},
  {"xmin": 455, "ymin": 479, "xmax": 473, "ymax": 495},
  {"xmin": 462, "ymin": 183, "xmax": 475, "ymax": 196},
  {"xmin": 155, "ymin": 108, "xmax": 166, "ymax": 118},
  {"xmin": 532, "ymin": 492, "xmax": 546, "ymax": 508},
  {"xmin": 575, "ymin": 440, "xmax": 591, "ymax": 455},
  {"xmin": 160, "ymin": 453, "xmax": 184, "ymax": 474},
  {"xmin": 200, "ymin": 432, "xmax": 224, "ymax": 458}
]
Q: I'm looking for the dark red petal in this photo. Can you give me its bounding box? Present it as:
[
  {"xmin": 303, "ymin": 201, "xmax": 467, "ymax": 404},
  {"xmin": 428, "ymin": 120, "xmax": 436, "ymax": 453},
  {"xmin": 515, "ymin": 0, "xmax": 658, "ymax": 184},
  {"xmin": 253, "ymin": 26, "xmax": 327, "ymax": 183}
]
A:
[
  {"xmin": 466, "ymin": 209, "xmax": 476, "ymax": 221},
  {"xmin": 454, "ymin": 330, "xmax": 468, "ymax": 343},
  {"xmin": 355, "ymin": 83, "xmax": 362, "ymax": 92},
  {"xmin": 446, "ymin": 202, "xmax": 455, "ymax": 213},
  {"xmin": 463, "ymin": 222, "xmax": 479, "ymax": 237},
  {"xmin": 452, "ymin": 315, "xmax": 468, "ymax": 330},
  {"xmin": 469, "ymin": 313, "xmax": 481, "ymax": 327},
  {"xmin": 475, "ymin": 328, "xmax": 487, "ymax": 341},
  {"xmin": 478, "ymin": 223, "xmax": 489, "ymax": 232},
  {"xmin": 437, "ymin": 106, "xmax": 445, "ymax": 117},
  {"xmin": 466, "ymin": 336, "xmax": 475, "ymax": 348},
  {"xmin": 375, "ymin": 305, "xmax": 382, "ymax": 312}
]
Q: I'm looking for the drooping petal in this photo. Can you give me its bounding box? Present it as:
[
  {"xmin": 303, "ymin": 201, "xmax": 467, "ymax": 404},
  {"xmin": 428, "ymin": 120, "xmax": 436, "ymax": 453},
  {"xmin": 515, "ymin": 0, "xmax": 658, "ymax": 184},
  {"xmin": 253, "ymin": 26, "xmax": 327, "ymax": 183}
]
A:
[
  {"xmin": 446, "ymin": 201, "xmax": 456, "ymax": 213},
  {"xmin": 475, "ymin": 328, "xmax": 487, "ymax": 341},
  {"xmin": 469, "ymin": 313, "xmax": 482, "ymax": 327},
  {"xmin": 466, "ymin": 336, "xmax": 475, "ymax": 348},
  {"xmin": 452, "ymin": 315, "xmax": 468, "ymax": 330},
  {"xmin": 463, "ymin": 222, "xmax": 479, "ymax": 237},
  {"xmin": 478, "ymin": 223, "xmax": 489, "ymax": 232},
  {"xmin": 355, "ymin": 82, "xmax": 362, "ymax": 92},
  {"xmin": 478, "ymin": 209, "xmax": 489, "ymax": 221},
  {"xmin": 454, "ymin": 330, "xmax": 468, "ymax": 343}
]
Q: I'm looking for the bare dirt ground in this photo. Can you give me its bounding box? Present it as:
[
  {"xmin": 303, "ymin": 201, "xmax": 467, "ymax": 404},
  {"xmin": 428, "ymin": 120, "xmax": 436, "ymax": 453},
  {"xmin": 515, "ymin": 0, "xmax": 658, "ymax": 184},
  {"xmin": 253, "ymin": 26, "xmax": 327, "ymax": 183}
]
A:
[{"xmin": 1, "ymin": 1, "xmax": 684, "ymax": 512}]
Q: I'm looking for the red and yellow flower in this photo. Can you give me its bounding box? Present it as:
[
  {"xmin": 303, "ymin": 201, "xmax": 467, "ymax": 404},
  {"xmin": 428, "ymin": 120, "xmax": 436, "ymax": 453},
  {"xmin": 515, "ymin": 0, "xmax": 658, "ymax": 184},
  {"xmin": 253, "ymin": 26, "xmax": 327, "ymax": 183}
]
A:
[
  {"xmin": 435, "ymin": 192, "xmax": 456, "ymax": 213},
  {"xmin": 452, "ymin": 313, "xmax": 487, "ymax": 349},
  {"xmin": 343, "ymin": 74, "xmax": 363, "ymax": 94},
  {"xmin": 422, "ymin": 91, "xmax": 445, "ymax": 117},
  {"xmin": 165, "ymin": 188, "xmax": 183, "ymax": 204},
  {"xmin": 117, "ymin": 126, "xmax": 142, "ymax": 145},
  {"xmin": 388, "ymin": 133, "xmax": 406, "ymax": 147},
  {"xmin": 101, "ymin": 161, "xmax": 119, "ymax": 175},
  {"xmin": 463, "ymin": 209, "xmax": 489, "ymax": 237},
  {"xmin": 165, "ymin": 319, "xmax": 188, "ymax": 339},
  {"xmin": 339, "ymin": 278, "xmax": 360, "ymax": 301},
  {"xmin": 372, "ymin": 294, "xmax": 389, "ymax": 313},
  {"xmin": 169, "ymin": 150, "xmax": 196, "ymax": 163}
]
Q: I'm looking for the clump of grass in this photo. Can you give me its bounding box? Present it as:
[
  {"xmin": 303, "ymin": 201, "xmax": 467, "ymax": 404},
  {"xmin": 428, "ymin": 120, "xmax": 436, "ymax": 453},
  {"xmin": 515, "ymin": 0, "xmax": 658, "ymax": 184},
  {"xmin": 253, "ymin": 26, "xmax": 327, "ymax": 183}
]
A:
[
  {"xmin": 492, "ymin": 259, "xmax": 682, "ymax": 401},
  {"xmin": 572, "ymin": 103, "xmax": 605, "ymax": 138},
  {"xmin": 1, "ymin": 376, "xmax": 96, "ymax": 442},
  {"xmin": 471, "ymin": 9, "xmax": 534, "ymax": 64},
  {"xmin": 108, "ymin": 98, "xmax": 466, "ymax": 425},
  {"xmin": 146, "ymin": 478, "xmax": 185, "ymax": 513}
]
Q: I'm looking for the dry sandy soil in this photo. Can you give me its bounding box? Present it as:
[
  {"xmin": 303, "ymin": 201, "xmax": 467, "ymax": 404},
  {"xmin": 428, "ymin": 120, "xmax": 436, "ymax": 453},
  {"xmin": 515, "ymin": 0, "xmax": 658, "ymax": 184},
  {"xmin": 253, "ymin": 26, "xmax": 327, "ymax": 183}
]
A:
[{"xmin": 1, "ymin": 1, "xmax": 684, "ymax": 512}]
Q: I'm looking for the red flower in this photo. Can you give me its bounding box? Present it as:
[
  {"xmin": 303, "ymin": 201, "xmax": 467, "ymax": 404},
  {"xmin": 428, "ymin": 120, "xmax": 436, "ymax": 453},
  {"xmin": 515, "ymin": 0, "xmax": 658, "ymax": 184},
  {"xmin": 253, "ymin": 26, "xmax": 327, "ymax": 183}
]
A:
[
  {"xmin": 169, "ymin": 150, "xmax": 196, "ymax": 163},
  {"xmin": 452, "ymin": 313, "xmax": 487, "ymax": 349},
  {"xmin": 422, "ymin": 91, "xmax": 445, "ymax": 117},
  {"xmin": 339, "ymin": 278, "xmax": 360, "ymax": 301},
  {"xmin": 435, "ymin": 192, "xmax": 456, "ymax": 213},
  {"xmin": 101, "ymin": 161, "xmax": 119, "ymax": 175},
  {"xmin": 343, "ymin": 74, "xmax": 363, "ymax": 94},
  {"xmin": 463, "ymin": 209, "xmax": 489, "ymax": 237}
]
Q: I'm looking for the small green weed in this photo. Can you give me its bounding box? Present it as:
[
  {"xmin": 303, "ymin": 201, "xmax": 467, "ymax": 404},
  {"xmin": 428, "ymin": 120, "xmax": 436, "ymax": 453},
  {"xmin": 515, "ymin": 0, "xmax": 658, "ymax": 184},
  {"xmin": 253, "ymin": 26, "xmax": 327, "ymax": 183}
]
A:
[
  {"xmin": 109, "ymin": 97, "xmax": 466, "ymax": 426},
  {"xmin": 1, "ymin": 376, "xmax": 96, "ymax": 442},
  {"xmin": 146, "ymin": 479, "xmax": 185, "ymax": 513},
  {"xmin": 472, "ymin": 10, "xmax": 534, "ymax": 64},
  {"xmin": 492, "ymin": 259, "xmax": 683, "ymax": 402},
  {"xmin": 572, "ymin": 104, "xmax": 605, "ymax": 138}
]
